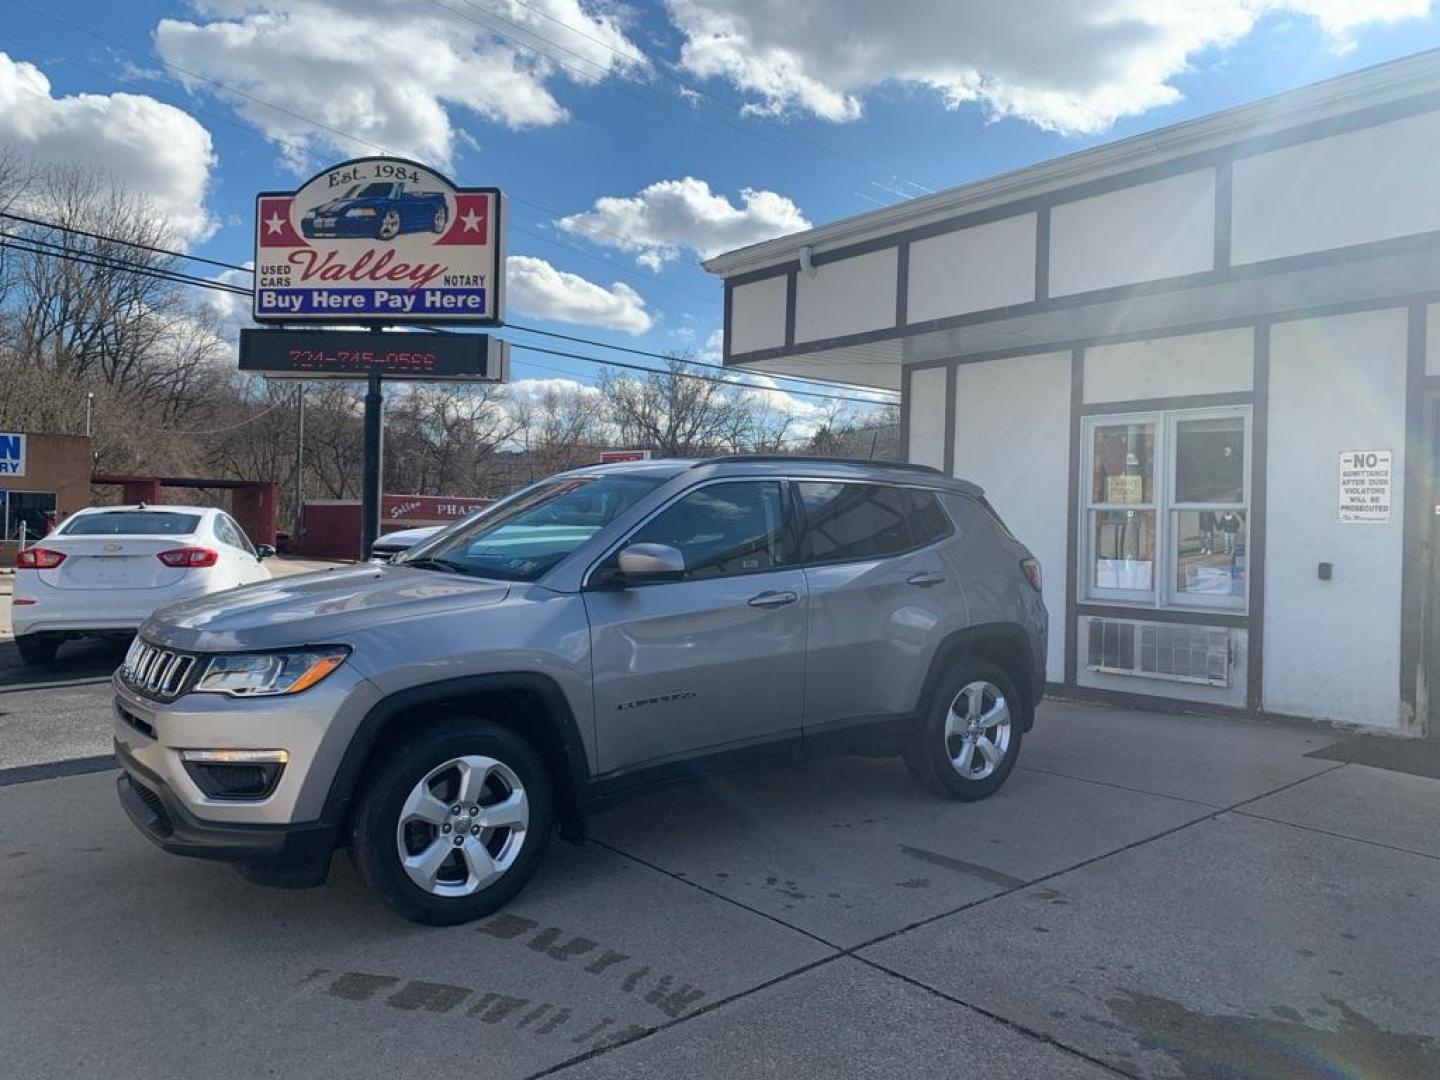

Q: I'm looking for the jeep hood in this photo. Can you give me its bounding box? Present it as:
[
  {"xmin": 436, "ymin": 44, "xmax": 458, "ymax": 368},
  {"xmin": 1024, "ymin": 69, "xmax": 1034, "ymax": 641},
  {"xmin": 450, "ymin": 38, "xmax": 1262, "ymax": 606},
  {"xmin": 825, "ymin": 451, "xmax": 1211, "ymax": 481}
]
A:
[{"xmin": 140, "ymin": 565, "xmax": 510, "ymax": 653}]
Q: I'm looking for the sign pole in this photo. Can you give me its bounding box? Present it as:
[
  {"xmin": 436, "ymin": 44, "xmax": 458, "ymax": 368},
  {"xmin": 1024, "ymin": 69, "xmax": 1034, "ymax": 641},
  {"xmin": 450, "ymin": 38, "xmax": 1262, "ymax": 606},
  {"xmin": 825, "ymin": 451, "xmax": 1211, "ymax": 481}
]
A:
[{"xmin": 361, "ymin": 362, "xmax": 384, "ymax": 559}]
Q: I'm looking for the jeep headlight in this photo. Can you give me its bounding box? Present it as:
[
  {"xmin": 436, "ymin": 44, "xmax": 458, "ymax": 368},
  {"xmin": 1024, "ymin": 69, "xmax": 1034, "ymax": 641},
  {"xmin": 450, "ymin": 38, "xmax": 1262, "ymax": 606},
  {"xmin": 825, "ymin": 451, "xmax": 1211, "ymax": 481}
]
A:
[
  {"xmin": 345, "ymin": 207, "xmax": 378, "ymax": 217},
  {"xmin": 194, "ymin": 648, "xmax": 350, "ymax": 697}
]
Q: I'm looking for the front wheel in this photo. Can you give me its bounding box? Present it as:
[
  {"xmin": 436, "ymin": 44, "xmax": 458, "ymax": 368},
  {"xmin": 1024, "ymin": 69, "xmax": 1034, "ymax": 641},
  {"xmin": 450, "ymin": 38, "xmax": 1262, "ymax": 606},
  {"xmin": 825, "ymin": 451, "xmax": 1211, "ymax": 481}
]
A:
[
  {"xmin": 431, "ymin": 206, "xmax": 448, "ymax": 233},
  {"xmin": 376, "ymin": 209, "xmax": 401, "ymax": 241},
  {"xmin": 350, "ymin": 719, "xmax": 553, "ymax": 925},
  {"xmin": 904, "ymin": 660, "xmax": 1023, "ymax": 801}
]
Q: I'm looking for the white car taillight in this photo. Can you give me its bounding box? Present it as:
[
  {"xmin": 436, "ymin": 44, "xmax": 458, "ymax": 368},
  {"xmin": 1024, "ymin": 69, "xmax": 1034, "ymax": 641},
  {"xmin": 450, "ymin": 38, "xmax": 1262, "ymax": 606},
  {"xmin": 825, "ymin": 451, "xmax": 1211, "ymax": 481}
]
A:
[
  {"xmin": 157, "ymin": 546, "xmax": 219, "ymax": 568},
  {"xmin": 16, "ymin": 547, "xmax": 66, "ymax": 569}
]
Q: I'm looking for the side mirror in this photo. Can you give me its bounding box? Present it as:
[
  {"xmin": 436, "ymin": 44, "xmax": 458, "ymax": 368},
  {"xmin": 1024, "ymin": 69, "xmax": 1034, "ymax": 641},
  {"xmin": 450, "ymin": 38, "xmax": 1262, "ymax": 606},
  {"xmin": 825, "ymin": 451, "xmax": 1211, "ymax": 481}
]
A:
[
  {"xmin": 255, "ymin": 544, "xmax": 276, "ymax": 560},
  {"xmin": 616, "ymin": 542, "xmax": 685, "ymax": 583}
]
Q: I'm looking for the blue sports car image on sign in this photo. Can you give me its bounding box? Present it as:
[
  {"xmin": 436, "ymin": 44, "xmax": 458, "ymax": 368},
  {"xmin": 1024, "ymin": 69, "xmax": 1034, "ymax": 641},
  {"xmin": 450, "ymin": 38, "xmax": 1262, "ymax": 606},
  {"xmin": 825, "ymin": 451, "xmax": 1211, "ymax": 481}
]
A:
[{"xmin": 300, "ymin": 181, "xmax": 450, "ymax": 241}]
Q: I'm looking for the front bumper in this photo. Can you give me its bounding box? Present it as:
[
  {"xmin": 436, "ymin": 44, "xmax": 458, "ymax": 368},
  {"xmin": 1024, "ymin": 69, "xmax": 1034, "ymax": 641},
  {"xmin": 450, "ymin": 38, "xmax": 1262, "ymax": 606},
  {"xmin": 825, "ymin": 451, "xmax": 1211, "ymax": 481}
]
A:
[{"xmin": 115, "ymin": 740, "xmax": 336, "ymax": 874}]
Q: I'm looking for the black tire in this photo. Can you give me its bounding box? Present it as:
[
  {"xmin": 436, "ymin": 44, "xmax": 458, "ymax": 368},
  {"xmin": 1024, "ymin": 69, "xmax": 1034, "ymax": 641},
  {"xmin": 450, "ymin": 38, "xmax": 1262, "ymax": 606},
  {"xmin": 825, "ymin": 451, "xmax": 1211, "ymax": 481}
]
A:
[
  {"xmin": 904, "ymin": 659, "xmax": 1024, "ymax": 802},
  {"xmin": 432, "ymin": 206, "xmax": 448, "ymax": 233},
  {"xmin": 15, "ymin": 633, "xmax": 62, "ymax": 666},
  {"xmin": 350, "ymin": 717, "xmax": 553, "ymax": 926}
]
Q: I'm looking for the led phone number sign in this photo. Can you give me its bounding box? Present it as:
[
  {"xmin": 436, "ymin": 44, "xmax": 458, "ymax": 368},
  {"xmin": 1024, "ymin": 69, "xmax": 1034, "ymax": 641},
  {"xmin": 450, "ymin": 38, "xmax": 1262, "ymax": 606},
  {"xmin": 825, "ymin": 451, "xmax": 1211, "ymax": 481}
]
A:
[{"xmin": 239, "ymin": 328, "xmax": 509, "ymax": 382}]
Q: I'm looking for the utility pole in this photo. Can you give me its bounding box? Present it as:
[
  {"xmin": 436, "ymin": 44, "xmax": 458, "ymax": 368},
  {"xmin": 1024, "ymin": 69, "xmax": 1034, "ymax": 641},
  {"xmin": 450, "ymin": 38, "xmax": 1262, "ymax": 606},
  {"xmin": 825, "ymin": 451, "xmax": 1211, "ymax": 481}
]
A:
[
  {"xmin": 361, "ymin": 329, "xmax": 386, "ymax": 559},
  {"xmin": 292, "ymin": 383, "xmax": 306, "ymax": 547}
]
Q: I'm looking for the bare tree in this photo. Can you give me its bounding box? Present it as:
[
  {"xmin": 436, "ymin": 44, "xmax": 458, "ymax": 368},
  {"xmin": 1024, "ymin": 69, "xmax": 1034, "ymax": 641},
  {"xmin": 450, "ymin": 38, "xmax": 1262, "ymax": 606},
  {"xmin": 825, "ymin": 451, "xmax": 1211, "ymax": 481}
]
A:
[
  {"xmin": 600, "ymin": 357, "xmax": 749, "ymax": 458},
  {"xmin": 512, "ymin": 383, "xmax": 609, "ymax": 481}
]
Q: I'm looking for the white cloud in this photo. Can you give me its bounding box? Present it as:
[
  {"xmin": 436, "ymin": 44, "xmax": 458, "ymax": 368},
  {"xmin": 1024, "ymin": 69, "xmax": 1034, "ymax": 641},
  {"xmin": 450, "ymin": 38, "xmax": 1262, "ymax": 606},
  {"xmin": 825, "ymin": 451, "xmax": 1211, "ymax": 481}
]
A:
[
  {"xmin": 154, "ymin": 0, "xmax": 647, "ymax": 170},
  {"xmin": 558, "ymin": 176, "xmax": 809, "ymax": 268},
  {"xmin": 0, "ymin": 52, "xmax": 217, "ymax": 244},
  {"xmin": 666, "ymin": 0, "xmax": 1430, "ymax": 134},
  {"xmin": 199, "ymin": 263, "xmax": 257, "ymax": 346},
  {"xmin": 506, "ymin": 254, "xmax": 653, "ymax": 333},
  {"xmin": 505, "ymin": 376, "xmax": 604, "ymax": 405}
]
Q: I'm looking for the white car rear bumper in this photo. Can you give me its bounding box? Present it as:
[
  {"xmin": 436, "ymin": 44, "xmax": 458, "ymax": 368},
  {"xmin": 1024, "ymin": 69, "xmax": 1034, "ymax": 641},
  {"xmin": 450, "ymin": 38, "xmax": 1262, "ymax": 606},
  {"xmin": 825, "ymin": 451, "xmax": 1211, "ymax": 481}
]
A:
[{"xmin": 12, "ymin": 580, "xmax": 226, "ymax": 637}]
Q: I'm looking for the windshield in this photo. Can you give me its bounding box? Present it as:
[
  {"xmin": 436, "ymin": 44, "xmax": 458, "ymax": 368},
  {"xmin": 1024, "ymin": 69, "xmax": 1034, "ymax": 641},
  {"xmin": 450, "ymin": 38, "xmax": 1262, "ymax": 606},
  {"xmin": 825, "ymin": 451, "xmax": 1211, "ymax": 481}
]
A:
[
  {"xmin": 396, "ymin": 474, "xmax": 663, "ymax": 581},
  {"xmin": 61, "ymin": 511, "xmax": 200, "ymax": 536}
]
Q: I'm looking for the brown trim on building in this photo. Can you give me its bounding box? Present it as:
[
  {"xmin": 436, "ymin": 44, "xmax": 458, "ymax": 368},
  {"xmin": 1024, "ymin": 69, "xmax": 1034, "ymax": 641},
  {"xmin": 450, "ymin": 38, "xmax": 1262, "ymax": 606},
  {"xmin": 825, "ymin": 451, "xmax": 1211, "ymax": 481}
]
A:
[
  {"xmin": 726, "ymin": 230, "xmax": 1440, "ymax": 369},
  {"xmin": 1246, "ymin": 323, "xmax": 1271, "ymax": 713},
  {"xmin": 1213, "ymin": 160, "xmax": 1233, "ymax": 271},
  {"xmin": 1080, "ymin": 390, "xmax": 1254, "ymax": 416},
  {"xmin": 718, "ymin": 88, "xmax": 1440, "ymax": 293},
  {"xmin": 895, "ymin": 241, "xmax": 910, "ymax": 327},
  {"xmin": 898, "ymin": 366, "xmax": 913, "ymax": 464},
  {"xmin": 722, "ymin": 279, "xmax": 733, "ymax": 364},
  {"xmin": 892, "ymin": 287, "xmax": 1440, "ymax": 376},
  {"xmin": 1033, "ymin": 206, "xmax": 1051, "ymax": 303},
  {"xmin": 943, "ymin": 364, "xmax": 957, "ymax": 475},
  {"xmin": 1064, "ymin": 348, "xmax": 1083, "ymax": 687},
  {"xmin": 1400, "ymin": 304, "xmax": 1428, "ymax": 732},
  {"xmin": 783, "ymin": 270, "xmax": 797, "ymax": 348},
  {"xmin": 1076, "ymin": 603, "xmax": 1249, "ymax": 629}
]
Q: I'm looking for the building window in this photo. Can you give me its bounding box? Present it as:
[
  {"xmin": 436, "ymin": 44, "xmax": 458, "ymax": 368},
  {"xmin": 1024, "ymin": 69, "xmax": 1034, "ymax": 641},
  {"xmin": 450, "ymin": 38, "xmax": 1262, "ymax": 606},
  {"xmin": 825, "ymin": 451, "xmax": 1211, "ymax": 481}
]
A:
[
  {"xmin": 1082, "ymin": 407, "xmax": 1250, "ymax": 611},
  {"xmin": 1, "ymin": 491, "xmax": 58, "ymax": 542}
]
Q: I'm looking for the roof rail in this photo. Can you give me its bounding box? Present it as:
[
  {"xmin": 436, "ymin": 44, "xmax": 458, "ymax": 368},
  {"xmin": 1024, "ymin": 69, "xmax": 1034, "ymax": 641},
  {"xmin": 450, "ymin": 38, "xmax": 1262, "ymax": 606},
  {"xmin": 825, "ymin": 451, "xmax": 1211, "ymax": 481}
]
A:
[{"xmin": 693, "ymin": 455, "xmax": 944, "ymax": 475}]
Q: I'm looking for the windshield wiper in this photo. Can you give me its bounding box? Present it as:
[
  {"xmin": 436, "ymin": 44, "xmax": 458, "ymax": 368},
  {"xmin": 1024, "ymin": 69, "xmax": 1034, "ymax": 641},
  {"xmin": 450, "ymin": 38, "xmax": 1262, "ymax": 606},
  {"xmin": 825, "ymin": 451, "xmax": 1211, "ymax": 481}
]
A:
[{"xmin": 398, "ymin": 556, "xmax": 468, "ymax": 575}]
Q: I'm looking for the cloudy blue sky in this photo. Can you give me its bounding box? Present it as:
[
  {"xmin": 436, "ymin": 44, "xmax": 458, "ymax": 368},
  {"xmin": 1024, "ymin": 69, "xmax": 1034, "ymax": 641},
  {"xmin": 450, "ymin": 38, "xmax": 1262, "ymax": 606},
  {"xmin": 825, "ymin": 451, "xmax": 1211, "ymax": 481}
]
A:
[{"xmin": 3, "ymin": 0, "xmax": 1439, "ymax": 408}]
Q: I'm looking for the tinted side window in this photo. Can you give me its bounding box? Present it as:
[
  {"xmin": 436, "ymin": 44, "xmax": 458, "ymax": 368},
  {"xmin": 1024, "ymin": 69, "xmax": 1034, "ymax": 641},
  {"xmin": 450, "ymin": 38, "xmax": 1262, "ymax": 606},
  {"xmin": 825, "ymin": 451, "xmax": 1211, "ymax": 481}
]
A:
[
  {"xmin": 799, "ymin": 482, "xmax": 911, "ymax": 563},
  {"xmin": 903, "ymin": 489, "xmax": 953, "ymax": 546},
  {"xmin": 212, "ymin": 516, "xmax": 242, "ymax": 550},
  {"xmin": 629, "ymin": 481, "xmax": 790, "ymax": 580},
  {"xmin": 226, "ymin": 516, "xmax": 257, "ymax": 554}
]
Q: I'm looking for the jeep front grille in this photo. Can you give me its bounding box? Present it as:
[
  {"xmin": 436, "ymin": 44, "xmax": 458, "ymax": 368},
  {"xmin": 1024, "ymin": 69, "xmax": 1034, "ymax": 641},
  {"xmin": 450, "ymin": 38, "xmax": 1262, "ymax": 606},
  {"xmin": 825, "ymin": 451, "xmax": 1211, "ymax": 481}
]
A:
[{"xmin": 122, "ymin": 638, "xmax": 198, "ymax": 699}]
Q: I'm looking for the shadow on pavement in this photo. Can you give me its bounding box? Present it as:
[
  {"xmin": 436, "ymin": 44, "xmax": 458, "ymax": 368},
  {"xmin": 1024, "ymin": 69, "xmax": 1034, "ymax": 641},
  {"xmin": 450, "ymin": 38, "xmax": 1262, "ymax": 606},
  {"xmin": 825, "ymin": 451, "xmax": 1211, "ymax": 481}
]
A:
[{"xmin": 0, "ymin": 635, "xmax": 130, "ymax": 688}]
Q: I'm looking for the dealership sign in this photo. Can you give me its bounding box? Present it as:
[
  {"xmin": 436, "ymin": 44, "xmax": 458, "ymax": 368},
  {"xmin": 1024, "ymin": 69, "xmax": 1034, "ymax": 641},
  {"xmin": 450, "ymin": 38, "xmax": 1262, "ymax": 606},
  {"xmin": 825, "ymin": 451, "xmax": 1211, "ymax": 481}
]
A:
[
  {"xmin": 0, "ymin": 432, "xmax": 24, "ymax": 476},
  {"xmin": 253, "ymin": 157, "xmax": 505, "ymax": 325},
  {"xmin": 383, "ymin": 495, "xmax": 493, "ymax": 524},
  {"xmin": 239, "ymin": 328, "xmax": 509, "ymax": 382}
]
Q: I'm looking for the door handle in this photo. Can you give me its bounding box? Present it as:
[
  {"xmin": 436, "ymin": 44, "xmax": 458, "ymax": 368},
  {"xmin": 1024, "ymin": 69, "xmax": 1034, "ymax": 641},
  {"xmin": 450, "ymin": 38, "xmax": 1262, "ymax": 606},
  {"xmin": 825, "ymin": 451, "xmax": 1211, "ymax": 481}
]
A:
[
  {"xmin": 907, "ymin": 571, "xmax": 947, "ymax": 588},
  {"xmin": 748, "ymin": 589, "xmax": 799, "ymax": 609}
]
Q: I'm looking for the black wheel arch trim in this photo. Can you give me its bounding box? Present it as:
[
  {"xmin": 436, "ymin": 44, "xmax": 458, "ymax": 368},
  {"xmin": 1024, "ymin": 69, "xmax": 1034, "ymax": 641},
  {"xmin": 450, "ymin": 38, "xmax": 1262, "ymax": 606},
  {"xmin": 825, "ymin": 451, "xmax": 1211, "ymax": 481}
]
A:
[
  {"xmin": 323, "ymin": 672, "xmax": 592, "ymax": 845},
  {"xmin": 921, "ymin": 624, "xmax": 1043, "ymax": 730}
]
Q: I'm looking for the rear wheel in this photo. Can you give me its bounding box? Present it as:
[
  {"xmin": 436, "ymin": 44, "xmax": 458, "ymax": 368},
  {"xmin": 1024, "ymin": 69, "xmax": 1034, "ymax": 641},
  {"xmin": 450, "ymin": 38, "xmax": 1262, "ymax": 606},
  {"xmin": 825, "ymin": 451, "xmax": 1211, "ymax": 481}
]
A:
[
  {"xmin": 904, "ymin": 660, "xmax": 1023, "ymax": 801},
  {"xmin": 350, "ymin": 718, "xmax": 553, "ymax": 925},
  {"xmin": 15, "ymin": 632, "xmax": 62, "ymax": 666}
]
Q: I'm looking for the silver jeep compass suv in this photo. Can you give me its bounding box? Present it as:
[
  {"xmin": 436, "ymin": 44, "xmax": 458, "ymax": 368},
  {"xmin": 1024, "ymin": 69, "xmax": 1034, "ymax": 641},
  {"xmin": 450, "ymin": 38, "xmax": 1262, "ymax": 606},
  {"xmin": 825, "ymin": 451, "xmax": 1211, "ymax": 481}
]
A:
[{"xmin": 113, "ymin": 456, "xmax": 1047, "ymax": 925}]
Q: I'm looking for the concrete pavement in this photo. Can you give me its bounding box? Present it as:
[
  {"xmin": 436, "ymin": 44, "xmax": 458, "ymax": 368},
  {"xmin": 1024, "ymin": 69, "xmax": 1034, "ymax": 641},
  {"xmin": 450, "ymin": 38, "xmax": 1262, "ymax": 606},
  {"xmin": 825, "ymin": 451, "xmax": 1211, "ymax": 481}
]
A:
[{"xmin": 1, "ymin": 697, "xmax": 1437, "ymax": 1078}]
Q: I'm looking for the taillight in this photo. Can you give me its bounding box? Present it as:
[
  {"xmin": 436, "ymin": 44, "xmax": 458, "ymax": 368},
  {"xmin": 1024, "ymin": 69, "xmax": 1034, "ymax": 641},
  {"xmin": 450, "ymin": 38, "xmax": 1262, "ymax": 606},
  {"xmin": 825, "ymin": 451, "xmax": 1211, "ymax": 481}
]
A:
[
  {"xmin": 1020, "ymin": 557, "xmax": 1043, "ymax": 592},
  {"xmin": 158, "ymin": 546, "xmax": 219, "ymax": 568},
  {"xmin": 16, "ymin": 547, "xmax": 65, "ymax": 570}
]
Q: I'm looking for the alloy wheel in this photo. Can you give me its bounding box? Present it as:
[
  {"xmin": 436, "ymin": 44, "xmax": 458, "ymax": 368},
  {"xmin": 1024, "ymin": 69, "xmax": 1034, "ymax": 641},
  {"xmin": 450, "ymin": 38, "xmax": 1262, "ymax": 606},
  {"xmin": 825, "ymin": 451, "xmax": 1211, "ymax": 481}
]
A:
[
  {"xmin": 943, "ymin": 680, "xmax": 1011, "ymax": 781},
  {"xmin": 394, "ymin": 755, "xmax": 529, "ymax": 897}
]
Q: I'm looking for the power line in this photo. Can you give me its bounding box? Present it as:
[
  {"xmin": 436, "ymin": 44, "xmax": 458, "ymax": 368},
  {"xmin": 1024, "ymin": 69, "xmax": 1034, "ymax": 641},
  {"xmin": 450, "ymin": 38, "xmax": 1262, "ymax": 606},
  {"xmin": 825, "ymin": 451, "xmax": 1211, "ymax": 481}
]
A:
[
  {"xmin": 2, "ymin": 238, "xmax": 892, "ymax": 407},
  {"xmin": 0, "ymin": 210, "xmax": 896, "ymax": 396}
]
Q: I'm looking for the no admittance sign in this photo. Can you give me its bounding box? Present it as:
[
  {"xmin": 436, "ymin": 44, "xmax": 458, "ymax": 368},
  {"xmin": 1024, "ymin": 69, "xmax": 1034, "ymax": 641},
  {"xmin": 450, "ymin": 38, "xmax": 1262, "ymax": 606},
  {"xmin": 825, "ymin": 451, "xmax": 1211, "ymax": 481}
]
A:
[{"xmin": 1338, "ymin": 450, "xmax": 1392, "ymax": 524}]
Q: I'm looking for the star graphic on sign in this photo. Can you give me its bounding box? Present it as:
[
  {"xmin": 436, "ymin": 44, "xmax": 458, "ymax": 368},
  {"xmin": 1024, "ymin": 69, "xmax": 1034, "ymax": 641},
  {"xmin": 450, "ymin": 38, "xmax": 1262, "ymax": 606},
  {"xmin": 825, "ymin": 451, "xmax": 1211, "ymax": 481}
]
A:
[
  {"xmin": 460, "ymin": 208, "xmax": 483, "ymax": 232},
  {"xmin": 265, "ymin": 212, "xmax": 286, "ymax": 235}
]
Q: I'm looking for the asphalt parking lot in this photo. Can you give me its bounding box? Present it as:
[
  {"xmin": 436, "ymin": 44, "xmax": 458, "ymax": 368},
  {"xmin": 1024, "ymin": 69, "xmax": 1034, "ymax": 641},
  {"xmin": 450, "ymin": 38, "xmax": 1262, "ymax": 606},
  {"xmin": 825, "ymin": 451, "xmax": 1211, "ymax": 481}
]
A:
[{"xmin": 1, "ymin": 646, "xmax": 1438, "ymax": 1078}]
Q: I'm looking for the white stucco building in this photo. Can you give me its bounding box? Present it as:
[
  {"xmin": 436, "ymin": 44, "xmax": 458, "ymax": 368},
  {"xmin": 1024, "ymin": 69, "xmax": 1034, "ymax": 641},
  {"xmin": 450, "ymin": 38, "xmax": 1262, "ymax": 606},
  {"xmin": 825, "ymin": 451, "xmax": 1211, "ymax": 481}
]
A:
[{"xmin": 706, "ymin": 52, "xmax": 1440, "ymax": 734}]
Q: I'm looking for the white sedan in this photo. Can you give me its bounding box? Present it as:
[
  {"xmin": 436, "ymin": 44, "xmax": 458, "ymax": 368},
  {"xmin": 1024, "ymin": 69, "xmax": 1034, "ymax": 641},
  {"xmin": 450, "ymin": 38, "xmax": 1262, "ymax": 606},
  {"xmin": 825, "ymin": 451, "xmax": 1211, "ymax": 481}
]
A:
[{"xmin": 12, "ymin": 505, "xmax": 274, "ymax": 665}]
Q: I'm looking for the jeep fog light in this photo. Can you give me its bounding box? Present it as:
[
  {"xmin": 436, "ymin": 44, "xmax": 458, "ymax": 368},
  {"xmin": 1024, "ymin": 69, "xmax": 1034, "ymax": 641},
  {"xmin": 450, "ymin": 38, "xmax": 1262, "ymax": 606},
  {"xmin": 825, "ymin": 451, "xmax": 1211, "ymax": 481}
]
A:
[{"xmin": 180, "ymin": 750, "xmax": 289, "ymax": 800}]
